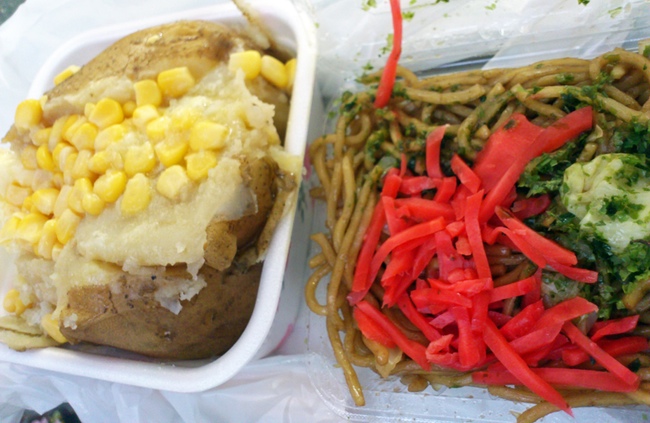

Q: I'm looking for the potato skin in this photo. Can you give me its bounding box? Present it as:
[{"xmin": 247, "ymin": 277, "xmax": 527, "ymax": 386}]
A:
[{"xmin": 60, "ymin": 263, "xmax": 262, "ymax": 360}]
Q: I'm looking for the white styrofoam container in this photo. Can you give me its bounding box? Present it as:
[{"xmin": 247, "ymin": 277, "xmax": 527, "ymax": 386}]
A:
[{"xmin": 0, "ymin": 1, "xmax": 318, "ymax": 392}]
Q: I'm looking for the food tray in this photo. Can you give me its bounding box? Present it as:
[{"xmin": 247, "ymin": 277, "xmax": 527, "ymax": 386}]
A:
[{"xmin": 0, "ymin": 0, "xmax": 318, "ymax": 393}]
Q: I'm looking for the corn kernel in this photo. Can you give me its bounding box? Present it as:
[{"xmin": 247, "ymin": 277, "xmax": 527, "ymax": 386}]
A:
[
  {"xmin": 134, "ymin": 79, "xmax": 162, "ymax": 107},
  {"xmin": 53, "ymin": 65, "xmax": 80, "ymax": 86},
  {"xmin": 88, "ymin": 98, "xmax": 124, "ymax": 129},
  {"xmin": 132, "ymin": 105, "xmax": 160, "ymax": 130},
  {"xmin": 145, "ymin": 116, "xmax": 171, "ymax": 143},
  {"xmin": 14, "ymin": 169, "xmax": 35, "ymax": 188},
  {"xmin": 70, "ymin": 122, "xmax": 98, "ymax": 151},
  {"xmin": 186, "ymin": 151, "xmax": 218, "ymax": 181},
  {"xmin": 36, "ymin": 144, "xmax": 56, "ymax": 172},
  {"xmin": 62, "ymin": 115, "xmax": 85, "ymax": 142},
  {"xmin": 156, "ymin": 165, "xmax": 189, "ymax": 200},
  {"xmin": 3, "ymin": 289, "xmax": 27, "ymax": 316},
  {"xmin": 51, "ymin": 142, "xmax": 72, "ymax": 170},
  {"xmin": 20, "ymin": 145, "xmax": 39, "ymax": 170},
  {"xmin": 16, "ymin": 211, "xmax": 48, "ymax": 244},
  {"xmin": 53, "ymin": 185, "xmax": 72, "ymax": 218},
  {"xmin": 189, "ymin": 121, "xmax": 228, "ymax": 151},
  {"xmin": 4, "ymin": 184, "xmax": 31, "ymax": 207},
  {"xmin": 51, "ymin": 172, "xmax": 64, "ymax": 189},
  {"xmin": 285, "ymin": 58, "xmax": 297, "ymax": 91},
  {"xmin": 62, "ymin": 151, "xmax": 78, "ymax": 185},
  {"xmin": 157, "ymin": 67, "xmax": 195, "ymax": 98},
  {"xmin": 41, "ymin": 313, "xmax": 67, "ymax": 343},
  {"xmin": 93, "ymin": 169, "xmax": 127, "ymax": 203},
  {"xmin": 121, "ymin": 173, "xmax": 152, "ymax": 215},
  {"xmin": 261, "ymin": 55, "xmax": 289, "ymax": 89},
  {"xmin": 71, "ymin": 149, "xmax": 95, "ymax": 180},
  {"xmin": 32, "ymin": 127, "xmax": 52, "ymax": 147},
  {"xmin": 122, "ymin": 100, "xmax": 136, "ymax": 118},
  {"xmin": 88, "ymin": 150, "xmax": 110, "ymax": 174},
  {"xmin": 31, "ymin": 188, "xmax": 59, "ymax": 216},
  {"xmin": 124, "ymin": 142, "xmax": 156, "ymax": 177},
  {"xmin": 68, "ymin": 178, "xmax": 93, "ymax": 214},
  {"xmin": 228, "ymin": 50, "xmax": 262, "ymax": 79},
  {"xmin": 95, "ymin": 124, "xmax": 127, "ymax": 151},
  {"xmin": 154, "ymin": 139, "xmax": 188, "ymax": 167},
  {"xmin": 1, "ymin": 215, "xmax": 21, "ymax": 239},
  {"xmin": 14, "ymin": 99, "xmax": 43, "ymax": 130},
  {"xmin": 84, "ymin": 103, "xmax": 95, "ymax": 119},
  {"xmin": 55, "ymin": 209, "xmax": 80, "ymax": 244},
  {"xmin": 35, "ymin": 219, "xmax": 57, "ymax": 259},
  {"xmin": 48, "ymin": 115, "xmax": 69, "ymax": 151},
  {"xmin": 82, "ymin": 192, "xmax": 105, "ymax": 216}
]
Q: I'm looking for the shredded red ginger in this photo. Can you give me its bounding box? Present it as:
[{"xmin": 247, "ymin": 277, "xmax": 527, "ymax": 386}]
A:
[{"xmin": 347, "ymin": 106, "xmax": 646, "ymax": 415}]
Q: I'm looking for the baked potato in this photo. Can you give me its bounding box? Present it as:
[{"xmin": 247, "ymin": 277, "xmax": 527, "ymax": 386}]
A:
[{"xmin": 0, "ymin": 20, "xmax": 300, "ymax": 359}]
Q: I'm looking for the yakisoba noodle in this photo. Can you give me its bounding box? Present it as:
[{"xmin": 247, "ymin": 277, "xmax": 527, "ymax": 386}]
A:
[{"xmin": 306, "ymin": 45, "xmax": 650, "ymax": 422}]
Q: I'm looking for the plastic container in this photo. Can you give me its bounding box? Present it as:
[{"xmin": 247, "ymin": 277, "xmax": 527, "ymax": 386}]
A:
[
  {"xmin": 305, "ymin": 1, "xmax": 650, "ymax": 421},
  {"xmin": 0, "ymin": 1, "xmax": 318, "ymax": 392}
]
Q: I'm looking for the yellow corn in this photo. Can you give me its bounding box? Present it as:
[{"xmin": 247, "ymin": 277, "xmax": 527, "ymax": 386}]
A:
[
  {"xmin": 41, "ymin": 313, "xmax": 67, "ymax": 344},
  {"xmin": 157, "ymin": 67, "xmax": 195, "ymax": 98},
  {"xmin": 170, "ymin": 109, "xmax": 200, "ymax": 132},
  {"xmin": 134, "ymin": 79, "xmax": 162, "ymax": 107},
  {"xmin": 4, "ymin": 184, "xmax": 31, "ymax": 207},
  {"xmin": 20, "ymin": 145, "xmax": 39, "ymax": 170},
  {"xmin": 186, "ymin": 151, "xmax": 218, "ymax": 181},
  {"xmin": 14, "ymin": 99, "xmax": 43, "ymax": 130},
  {"xmin": 189, "ymin": 121, "xmax": 228, "ymax": 151},
  {"xmin": 51, "ymin": 172, "xmax": 64, "ymax": 189},
  {"xmin": 145, "ymin": 116, "xmax": 171, "ymax": 143},
  {"xmin": 21, "ymin": 195, "xmax": 34, "ymax": 213},
  {"xmin": 55, "ymin": 208, "xmax": 81, "ymax": 244},
  {"xmin": 36, "ymin": 144, "xmax": 56, "ymax": 172},
  {"xmin": 154, "ymin": 138, "xmax": 188, "ymax": 167},
  {"xmin": 122, "ymin": 100, "xmax": 136, "ymax": 118},
  {"xmin": 82, "ymin": 192, "xmax": 105, "ymax": 216},
  {"xmin": 16, "ymin": 211, "xmax": 48, "ymax": 244},
  {"xmin": 124, "ymin": 142, "xmax": 156, "ymax": 177},
  {"xmin": 228, "ymin": 50, "xmax": 262, "ymax": 79},
  {"xmin": 71, "ymin": 149, "xmax": 95, "ymax": 181},
  {"xmin": 132, "ymin": 105, "xmax": 160, "ymax": 130},
  {"xmin": 48, "ymin": 115, "xmax": 69, "ymax": 151},
  {"xmin": 53, "ymin": 185, "xmax": 72, "ymax": 218},
  {"xmin": 285, "ymin": 58, "xmax": 297, "ymax": 91},
  {"xmin": 1, "ymin": 215, "xmax": 21, "ymax": 239},
  {"xmin": 95, "ymin": 124, "xmax": 127, "ymax": 151},
  {"xmin": 70, "ymin": 122, "xmax": 98, "ymax": 151},
  {"xmin": 3, "ymin": 289, "xmax": 27, "ymax": 316},
  {"xmin": 54, "ymin": 144, "xmax": 76, "ymax": 172},
  {"xmin": 121, "ymin": 173, "xmax": 152, "ymax": 215},
  {"xmin": 88, "ymin": 150, "xmax": 111, "ymax": 174},
  {"xmin": 88, "ymin": 98, "xmax": 124, "ymax": 129},
  {"xmin": 261, "ymin": 55, "xmax": 289, "ymax": 89},
  {"xmin": 68, "ymin": 178, "xmax": 93, "ymax": 214},
  {"xmin": 31, "ymin": 188, "xmax": 59, "ymax": 216},
  {"xmin": 35, "ymin": 219, "xmax": 57, "ymax": 259},
  {"xmin": 51, "ymin": 242, "xmax": 63, "ymax": 261},
  {"xmin": 53, "ymin": 65, "xmax": 80, "ymax": 86},
  {"xmin": 93, "ymin": 169, "xmax": 127, "ymax": 203},
  {"xmin": 13, "ymin": 169, "xmax": 35, "ymax": 188},
  {"xmin": 62, "ymin": 115, "xmax": 85, "ymax": 142},
  {"xmin": 62, "ymin": 151, "xmax": 78, "ymax": 185},
  {"xmin": 156, "ymin": 165, "xmax": 190, "ymax": 200},
  {"xmin": 32, "ymin": 127, "xmax": 52, "ymax": 147},
  {"xmin": 84, "ymin": 103, "xmax": 95, "ymax": 119}
]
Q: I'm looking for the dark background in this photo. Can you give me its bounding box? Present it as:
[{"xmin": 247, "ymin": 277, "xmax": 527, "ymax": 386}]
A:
[{"xmin": 0, "ymin": 0, "xmax": 23, "ymax": 25}]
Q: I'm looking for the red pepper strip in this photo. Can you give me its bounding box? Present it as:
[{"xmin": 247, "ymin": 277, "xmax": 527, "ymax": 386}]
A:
[
  {"xmin": 368, "ymin": 217, "xmax": 446, "ymax": 290},
  {"xmin": 382, "ymin": 244, "xmax": 414, "ymax": 282},
  {"xmin": 454, "ymin": 235, "xmax": 472, "ymax": 256},
  {"xmin": 382, "ymin": 170, "xmax": 402, "ymax": 198},
  {"xmin": 488, "ymin": 311, "xmax": 513, "ymax": 327},
  {"xmin": 431, "ymin": 310, "xmax": 456, "ymax": 329},
  {"xmin": 394, "ymin": 197, "xmax": 456, "ymax": 222},
  {"xmin": 496, "ymin": 206, "xmax": 577, "ymax": 266},
  {"xmin": 532, "ymin": 106, "xmax": 593, "ymax": 156},
  {"xmin": 399, "ymin": 153, "xmax": 407, "ymax": 177},
  {"xmin": 465, "ymin": 190, "xmax": 491, "ymax": 279},
  {"xmin": 547, "ymin": 259, "xmax": 598, "ymax": 284},
  {"xmin": 373, "ymin": 0, "xmax": 402, "ymax": 109},
  {"xmin": 591, "ymin": 315, "xmax": 640, "ymax": 341},
  {"xmin": 562, "ymin": 336, "xmax": 649, "ymax": 367},
  {"xmin": 412, "ymin": 238, "xmax": 437, "ymax": 279},
  {"xmin": 490, "ymin": 226, "xmax": 547, "ymax": 268},
  {"xmin": 397, "ymin": 293, "xmax": 442, "ymax": 342},
  {"xmin": 471, "ymin": 291, "xmax": 491, "ymax": 333},
  {"xmin": 511, "ymin": 194, "xmax": 551, "ymax": 220},
  {"xmin": 353, "ymin": 307, "xmax": 397, "ymax": 348},
  {"xmin": 473, "ymin": 367, "xmax": 638, "ymax": 393},
  {"xmin": 435, "ymin": 229, "xmax": 464, "ymax": 280},
  {"xmin": 434, "ymin": 177, "xmax": 457, "ymax": 203},
  {"xmin": 428, "ymin": 277, "xmax": 492, "ymax": 296},
  {"xmin": 451, "ymin": 154, "xmax": 481, "ymax": 193},
  {"xmin": 425, "ymin": 125, "xmax": 447, "ymax": 178},
  {"xmin": 483, "ymin": 319, "xmax": 571, "ymax": 415},
  {"xmin": 445, "ymin": 221, "xmax": 465, "ymax": 238},
  {"xmin": 357, "ymin": 300, "xmax": 431, "ymax": 370},
  {"xmin": 499, "ymin": 299, "xmax": 545, "ymax": 341},
  {"xmin": 399, "ymin": 176, "xmax": 440, "ymax": 195},
  {"xmin": 509, "ymin": 324, "xmax": 563, "ymax": 356},
  {"xmin": 522, "ymin": 269, "xmax": 542, "ymax": 307},
  {"xmin": 383, "ymin": 273, "xmax": 417, "ymax": 308},
  {"xmin": 562, "ymin": 322, "xmax": 640, "ymax": 387},
  {"xmin": 382, "ymin": 196, "xmax": 409, "ymax": 235},
  {"xmin": 410, "ymin": 288, "xmax": 473, "ymax": 309},
  {"xmin": 451, "ymin": 306, "xmax": 483, "ymax": 368},
  {"xmin": 348, "ymin": 201, "xmax": 386, "ymax": 305},
  {"xmin": 489, "ymin": 275, "xmax": 538, "ymax": 303},
  {"xmin": 531, "ymin": 297, "xmax": 598, "ymax": 332},
  {"xmin": 522, "ymin": 334, "xmax": 569, "ymax": 366}
]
